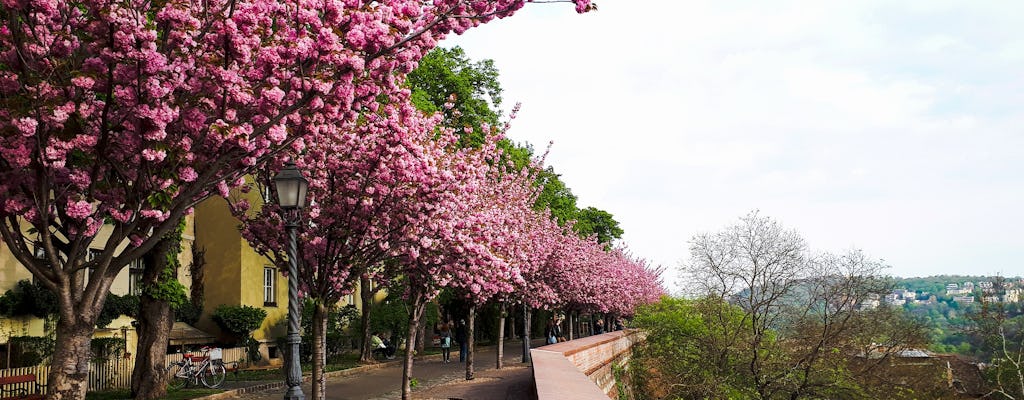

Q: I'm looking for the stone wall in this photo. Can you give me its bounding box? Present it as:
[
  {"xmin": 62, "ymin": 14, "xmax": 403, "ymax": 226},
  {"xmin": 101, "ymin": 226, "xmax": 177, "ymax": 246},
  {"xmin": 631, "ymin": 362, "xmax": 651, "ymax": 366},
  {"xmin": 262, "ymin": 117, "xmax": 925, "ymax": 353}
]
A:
[{"xmin": 531, "ymin": 330, "xmax": 644, "ymax": 400}]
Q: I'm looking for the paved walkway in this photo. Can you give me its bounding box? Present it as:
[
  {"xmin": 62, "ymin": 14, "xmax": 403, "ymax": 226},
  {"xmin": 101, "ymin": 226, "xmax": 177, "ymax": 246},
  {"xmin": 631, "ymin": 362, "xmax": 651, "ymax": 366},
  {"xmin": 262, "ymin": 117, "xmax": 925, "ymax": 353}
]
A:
[{"xmin": 216, "ymin": 340, "xmax": 541, "ymax": 400}]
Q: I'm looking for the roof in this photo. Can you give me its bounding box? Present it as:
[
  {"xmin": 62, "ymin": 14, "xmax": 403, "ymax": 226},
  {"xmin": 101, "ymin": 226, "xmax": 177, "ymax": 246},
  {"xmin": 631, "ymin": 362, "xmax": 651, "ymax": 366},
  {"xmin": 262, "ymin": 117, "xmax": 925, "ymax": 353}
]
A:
[
  {"xmin": 168, "ymin": 322, "xmax": 216, "ymax": 346},
  {"xmin": 898, "ymin": 349, "xmax": 931, "ymax": 358}
]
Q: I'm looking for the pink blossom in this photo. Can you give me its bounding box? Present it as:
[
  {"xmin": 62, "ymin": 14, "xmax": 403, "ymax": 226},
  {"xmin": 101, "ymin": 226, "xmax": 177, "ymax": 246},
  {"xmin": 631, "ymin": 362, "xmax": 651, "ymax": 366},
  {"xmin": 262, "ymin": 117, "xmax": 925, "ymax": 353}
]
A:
[
  {"xmin": 65, "ymin": 199, "xmax": 93, "ymax": 219},
  {"xmin": 13, "ymin": 117, "xmax": 37, "ymax": 136},
  {"xmin": 179, "ymin": 166, "xmax": 198, "ymax": 182},
  {"xmin": 141, "ymin": 148, "xmax": 167, "ymax": 162}
]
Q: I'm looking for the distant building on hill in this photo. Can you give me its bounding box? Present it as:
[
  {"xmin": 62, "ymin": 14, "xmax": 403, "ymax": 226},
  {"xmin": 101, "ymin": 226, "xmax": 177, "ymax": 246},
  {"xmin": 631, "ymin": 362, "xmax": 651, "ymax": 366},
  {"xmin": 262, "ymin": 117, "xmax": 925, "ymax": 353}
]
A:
[{"xmin": 884, "ymin": 293, "xmax": 906, "ymax": 306}]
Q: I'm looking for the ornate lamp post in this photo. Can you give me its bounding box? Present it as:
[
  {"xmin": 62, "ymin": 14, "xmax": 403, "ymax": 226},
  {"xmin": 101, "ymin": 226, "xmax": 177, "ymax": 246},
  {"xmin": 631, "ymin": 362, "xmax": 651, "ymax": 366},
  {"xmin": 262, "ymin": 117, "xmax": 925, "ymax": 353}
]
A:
[{"xmin": 274, "ymin": 162, "xmax": 309, "ymax": 400}]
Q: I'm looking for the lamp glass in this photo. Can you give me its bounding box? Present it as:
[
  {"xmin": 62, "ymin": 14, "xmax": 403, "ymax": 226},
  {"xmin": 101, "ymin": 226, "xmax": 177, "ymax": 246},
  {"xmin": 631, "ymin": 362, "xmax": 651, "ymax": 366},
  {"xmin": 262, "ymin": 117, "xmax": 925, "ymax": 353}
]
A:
[{"xmin": 273, "ymin": 163, "xmax": 309, "ymax": 209}]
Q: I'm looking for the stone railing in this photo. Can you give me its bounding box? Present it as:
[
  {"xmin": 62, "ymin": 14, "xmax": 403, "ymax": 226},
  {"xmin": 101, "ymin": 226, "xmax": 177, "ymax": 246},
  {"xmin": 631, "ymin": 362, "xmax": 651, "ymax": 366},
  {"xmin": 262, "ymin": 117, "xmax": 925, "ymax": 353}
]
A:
[{"xmin": 531, "ymin": 329, "xmax": 644, "ymax": 400}]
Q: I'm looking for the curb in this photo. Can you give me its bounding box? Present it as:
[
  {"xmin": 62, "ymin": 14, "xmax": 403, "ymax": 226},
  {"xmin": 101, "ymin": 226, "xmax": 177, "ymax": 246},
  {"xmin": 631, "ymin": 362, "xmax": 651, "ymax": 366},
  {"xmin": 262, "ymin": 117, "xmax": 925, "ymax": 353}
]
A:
[{"xmin": 192, "ymin": 353, "xmax": 445, "ymax": 400}]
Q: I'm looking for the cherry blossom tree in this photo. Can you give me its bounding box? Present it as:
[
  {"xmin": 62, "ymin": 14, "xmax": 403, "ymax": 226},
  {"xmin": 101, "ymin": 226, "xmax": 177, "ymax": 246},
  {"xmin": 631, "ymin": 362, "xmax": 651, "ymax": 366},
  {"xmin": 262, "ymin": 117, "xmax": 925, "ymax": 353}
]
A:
[
  {"xmin": 384, "ymin": 130, "xmax": 515, "ymax": 400},
  {"xmin": 229, "ymin": 89, "xmax": 451, "ymax": 400},
  {"xmin": 0, "ymin": 0, "xmax": 592, "ymax": 397},
  {"xmin": 450, "ymin": 156, "xmax": 545, "ymax": 379}
]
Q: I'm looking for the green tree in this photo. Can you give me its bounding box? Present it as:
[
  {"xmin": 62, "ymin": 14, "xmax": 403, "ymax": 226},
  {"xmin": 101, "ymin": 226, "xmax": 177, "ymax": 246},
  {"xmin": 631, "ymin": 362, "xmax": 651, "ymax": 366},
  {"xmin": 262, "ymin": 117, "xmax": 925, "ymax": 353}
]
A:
[
  {"xmin": 631, "ymin": 296, "xmax": 755, "ymax": 399},
  {"xmin": 406, "ymin": 46, "xmax": 622, "ymax": 239},
  {"xmin": 573, "ymin": 206, "xmax": 623, "ymax": 245},
  {"xmin": 408, "ymin": 46, "xmax": 502, "ymax": 147},
  {"xmin": 969, "ymin": 287, "xmax": 1024, "ymax": 399},
  {"xmin": 677, "ymin": 213, "xmax": 931, "ymax": 400}
]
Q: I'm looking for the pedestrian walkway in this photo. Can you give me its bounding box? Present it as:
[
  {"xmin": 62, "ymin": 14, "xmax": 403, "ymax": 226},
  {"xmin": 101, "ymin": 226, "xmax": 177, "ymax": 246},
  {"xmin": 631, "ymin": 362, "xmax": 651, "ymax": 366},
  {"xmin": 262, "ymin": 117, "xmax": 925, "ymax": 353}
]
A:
[{"xmin": 207, "ymin": 339, "xmax": 542, "ymax": 400}]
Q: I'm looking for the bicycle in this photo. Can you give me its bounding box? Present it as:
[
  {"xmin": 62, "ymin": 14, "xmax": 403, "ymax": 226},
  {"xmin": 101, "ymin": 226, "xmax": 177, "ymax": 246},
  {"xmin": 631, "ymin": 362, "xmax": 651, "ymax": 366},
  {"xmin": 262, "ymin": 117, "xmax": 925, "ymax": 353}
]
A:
[{"xmin": 167, "ymin": 346, "xmax": 227, "ymax": 389}]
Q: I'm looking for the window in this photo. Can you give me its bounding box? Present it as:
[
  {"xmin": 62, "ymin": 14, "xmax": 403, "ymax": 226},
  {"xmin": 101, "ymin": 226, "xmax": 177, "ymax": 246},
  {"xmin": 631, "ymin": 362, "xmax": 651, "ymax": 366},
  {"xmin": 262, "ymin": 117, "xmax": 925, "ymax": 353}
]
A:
[
  {"xmin": 84, "ymin": 249, "xmax": 101, "ymax": 286},
  {"xmin": 346, "ymin": 293, "xmax": 355, "ymax": 305},
  {"xmin": 128, "ymin": 258, "xmax": 145, "ymax": 296},
  {"xmin": 263, "ymin": 266, "xmax": 277, "ymax": 306}
]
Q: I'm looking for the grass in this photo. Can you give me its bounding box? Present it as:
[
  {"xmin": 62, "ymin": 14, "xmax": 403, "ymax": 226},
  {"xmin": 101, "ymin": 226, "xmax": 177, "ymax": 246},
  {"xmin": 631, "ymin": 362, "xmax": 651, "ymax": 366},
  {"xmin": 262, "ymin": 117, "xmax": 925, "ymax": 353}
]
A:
[{"xmin": 85, "ymin": 388, "xmax": 222, "ymax": 400}]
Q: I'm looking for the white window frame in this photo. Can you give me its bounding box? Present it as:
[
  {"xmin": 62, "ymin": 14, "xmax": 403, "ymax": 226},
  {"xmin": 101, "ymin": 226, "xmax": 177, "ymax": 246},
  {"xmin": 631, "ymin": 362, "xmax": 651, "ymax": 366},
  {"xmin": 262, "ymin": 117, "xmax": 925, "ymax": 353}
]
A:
[
  {"xmin": 128, "ymin": 258, "xmax": 145, "ymax": 296},
  {"xmin": 263, "ymin": 266, "xmax": 277, "ymax": 306}
]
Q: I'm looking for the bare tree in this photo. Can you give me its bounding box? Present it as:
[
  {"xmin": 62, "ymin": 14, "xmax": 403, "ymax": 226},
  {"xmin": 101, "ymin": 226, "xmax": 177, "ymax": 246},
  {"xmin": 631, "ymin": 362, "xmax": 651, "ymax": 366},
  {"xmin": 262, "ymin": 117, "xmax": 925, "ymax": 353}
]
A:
[
  {"xmin": 683, "ymin": 212, "xmax": 927, "ymax": 400},
  {"xmin": 971, "ymin": 280, "xmax": 1024, "ymax": 400}
]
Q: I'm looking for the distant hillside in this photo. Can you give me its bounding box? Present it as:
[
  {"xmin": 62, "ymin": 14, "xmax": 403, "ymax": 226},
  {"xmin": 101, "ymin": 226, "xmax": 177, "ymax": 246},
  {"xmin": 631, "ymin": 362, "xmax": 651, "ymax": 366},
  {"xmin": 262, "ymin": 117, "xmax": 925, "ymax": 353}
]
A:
[
  {"xmin": 888, "ymin": 275, "xmax": 1023, "ymax": 355},
  {"xmin": 893, "ymin": 275, "xmax": 1023, "ymax": 296}
]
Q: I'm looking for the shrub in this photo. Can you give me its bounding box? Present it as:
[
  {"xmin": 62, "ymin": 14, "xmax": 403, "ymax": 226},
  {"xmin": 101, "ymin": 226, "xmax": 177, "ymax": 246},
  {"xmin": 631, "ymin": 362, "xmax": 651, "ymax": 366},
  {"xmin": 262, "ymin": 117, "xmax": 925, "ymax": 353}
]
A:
[
  {"xmin": 212, "ymin": 305, "xmax": 267, "ymax": 338},
  {"xmin": 9, "ymin": 336, "xmax": 54, "ymax": 367},
  {"xmin": 212, "ymin": 305, "xmax": 267, "ymax": 361}
]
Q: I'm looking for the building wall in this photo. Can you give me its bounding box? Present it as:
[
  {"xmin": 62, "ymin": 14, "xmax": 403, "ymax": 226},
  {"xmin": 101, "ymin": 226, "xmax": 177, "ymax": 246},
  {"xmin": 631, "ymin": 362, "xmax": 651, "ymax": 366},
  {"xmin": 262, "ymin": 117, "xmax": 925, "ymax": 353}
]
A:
[
  {"xmin": 0, "ymin": 215, "xmax": 196, "ymax": 361},
  {"xmin": 193, "ymin": 192, "xmax": 288, "ymax": 347}
]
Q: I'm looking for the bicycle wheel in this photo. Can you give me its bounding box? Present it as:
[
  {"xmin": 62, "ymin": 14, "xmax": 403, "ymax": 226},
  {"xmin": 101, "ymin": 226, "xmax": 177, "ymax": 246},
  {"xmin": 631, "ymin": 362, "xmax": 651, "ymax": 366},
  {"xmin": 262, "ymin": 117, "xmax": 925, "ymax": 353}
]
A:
[
  {"xmin": 167, "ymin": 362, "xmax": 190, "ymax": 390},
  {"xmin": 201, "ymin": 362, "xmax": 227, "ymax": 388}
]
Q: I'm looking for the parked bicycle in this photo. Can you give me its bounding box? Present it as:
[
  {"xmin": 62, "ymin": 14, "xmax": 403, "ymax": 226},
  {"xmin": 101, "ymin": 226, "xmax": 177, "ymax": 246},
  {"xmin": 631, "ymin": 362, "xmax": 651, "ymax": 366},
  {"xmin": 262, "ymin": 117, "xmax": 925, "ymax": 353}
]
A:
[{"xmin": 167, "ymin": 346, "xmax": 227, "ymax": 389}]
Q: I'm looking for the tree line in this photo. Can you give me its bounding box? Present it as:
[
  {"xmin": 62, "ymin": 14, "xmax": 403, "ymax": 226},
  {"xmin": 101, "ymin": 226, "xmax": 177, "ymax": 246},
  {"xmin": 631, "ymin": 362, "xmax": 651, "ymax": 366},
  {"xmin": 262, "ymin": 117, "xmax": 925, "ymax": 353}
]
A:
[
  {"xmin": 0, "ymin": 1, "xmax": 666, "ymax": 399},
  {"xmin": 629, "ymin": 212, "xmax": 1023, "ymax": 399}
]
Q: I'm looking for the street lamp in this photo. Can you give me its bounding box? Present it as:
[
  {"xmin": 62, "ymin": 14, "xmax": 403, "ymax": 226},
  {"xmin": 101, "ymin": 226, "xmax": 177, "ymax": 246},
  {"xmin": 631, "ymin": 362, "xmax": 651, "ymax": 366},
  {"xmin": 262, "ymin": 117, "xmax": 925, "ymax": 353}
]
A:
[{"xmin": 274, "ymin": 162, "xmax": 309, "ymax": 400}]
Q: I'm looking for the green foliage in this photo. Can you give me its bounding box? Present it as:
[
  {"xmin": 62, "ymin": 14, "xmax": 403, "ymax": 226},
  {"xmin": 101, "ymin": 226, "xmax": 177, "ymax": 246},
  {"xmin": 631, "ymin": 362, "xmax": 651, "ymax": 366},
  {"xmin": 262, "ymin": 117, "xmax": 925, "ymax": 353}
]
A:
[
  {"xmin": 8, "ymin": 336, "xmax": 54, "ymax": 367},
  {"xmin": 408, "ymin": 46, "xmax": 502, "ymax": 147},
  {"xmin": 360, "ymin": 292, "xmax": 439, "ymax": 345},
  {"xmin": 407, "ymin": 45, "xmax": 623, "ymax": 242},
  {"xmin": 630, "ymin": 296, "xmax": 754, "ymax": 399},
  {"xmin": 144, "ymin": 269, "xmax": 188, "ymax": 309},
  {"xmin": 90, "ymin": 337, "xmax": 126, "ymax": 360},
  {"xmin": 175, "ymin": 301, "xmax": 202, "ymax": 325},
  {"xmin": 96, "ymin": 294, "xmax": 139, "ymax": 328},
  {"xmin": 630, "ymin": 296, "xmax": 932, "ymax": 400},
  {"xmin": 533, "ymin": 167, "xmax": 578, "ymax": 224},
  {"xmin": 573, "ymin": 207, "xmax": 624, "ymax": 245},
  {"xmin": 967, "ymin": 299, "xmax": 1024, "ymax": 398},
  {"xmin": 244, "ymin": 336, "xmax": 263, "ymax": 363},
  {"xmin": 893, "ymin": 275, "xmax": 1024, "ymax": 357},
  {"xmin": 212, "ymin": 305, "xmax": 267, "ymax": 339},
  {"xmin": 145, "ymin": 225, "xmax": 190, "ymax": 310},
  {"xmin": 0, "ymin": 280, "xmax": 58, "ymax": 318},
  {"xmin": 213, "ymin": 304, "xmax": 267, "ymax": 362},
  {"xmin": 297, "ymin": 302, "xmax": 361, "ymax": 362}
]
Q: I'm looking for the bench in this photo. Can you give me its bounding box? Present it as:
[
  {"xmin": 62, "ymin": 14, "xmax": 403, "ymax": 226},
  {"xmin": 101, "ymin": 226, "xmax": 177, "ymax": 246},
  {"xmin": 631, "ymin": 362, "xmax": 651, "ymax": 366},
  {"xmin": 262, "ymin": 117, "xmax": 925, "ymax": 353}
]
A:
[{"xmin": 0, "ymin": 374, "xmax": 44, "ymax": 400}]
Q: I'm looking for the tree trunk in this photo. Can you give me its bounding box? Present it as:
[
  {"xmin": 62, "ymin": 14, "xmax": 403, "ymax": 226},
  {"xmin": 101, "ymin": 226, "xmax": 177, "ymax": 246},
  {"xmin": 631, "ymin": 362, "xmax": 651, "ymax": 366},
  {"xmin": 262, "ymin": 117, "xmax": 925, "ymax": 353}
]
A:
[
  {"xmin": 189, "ymin": 246, "xmax": 206, "ymax": 312},
  {"xmin": 496, "ymin": 303, "xmax": 505, "ymax": 369},
  {"xmin": 521, "ymin": 304, "xmax": 531, "ymax": 363},
  {"xmin": 466, "ymin": 304, "xmax": 476, "ymax": 380},
  {"xmin": 131, "ymin": 232, "xmax": 178, "ymax": 400},
  {"xmin": 359, "ymin": 277, "xmax": 375, "ymax": 362},
  {"xmin": 47, "ymin": 313, "xmax": 97, "ymax": 400},
  {"xmin": 568, "ymin": 311, "xmax": 574, "ymax": 341},
  {"xmin": 130, "ymin": 297, "xmax": 174, "ymax": 398},
  {"xmin": 416, "ymin": 316, "xmax": 426, "ymax": 354},
  {"xmin": 401, "ymin": 291, "xmax": 426, "ymax": 400},
  {"xmin": 510, "ymin": 307, "xmax": 517, "ymax": 339},
  {"xmin": 311, "ymin": 301, "xmax": 328, "ymax": 400}
]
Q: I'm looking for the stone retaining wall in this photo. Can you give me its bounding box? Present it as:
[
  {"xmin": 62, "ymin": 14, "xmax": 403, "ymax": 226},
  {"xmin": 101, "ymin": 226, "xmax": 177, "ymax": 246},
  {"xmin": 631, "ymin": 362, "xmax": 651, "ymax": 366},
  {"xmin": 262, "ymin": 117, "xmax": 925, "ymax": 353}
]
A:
[{"xmin": 531, "ymin": 330, "xmax": 643, "ymax": 400}]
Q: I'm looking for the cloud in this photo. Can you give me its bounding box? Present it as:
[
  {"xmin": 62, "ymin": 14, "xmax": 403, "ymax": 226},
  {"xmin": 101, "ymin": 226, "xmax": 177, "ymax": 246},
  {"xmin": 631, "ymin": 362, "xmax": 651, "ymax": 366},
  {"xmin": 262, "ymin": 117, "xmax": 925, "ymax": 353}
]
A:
[{"xmin": 444, "ymin": 0, "xmax": 1024, "ymax": 286}]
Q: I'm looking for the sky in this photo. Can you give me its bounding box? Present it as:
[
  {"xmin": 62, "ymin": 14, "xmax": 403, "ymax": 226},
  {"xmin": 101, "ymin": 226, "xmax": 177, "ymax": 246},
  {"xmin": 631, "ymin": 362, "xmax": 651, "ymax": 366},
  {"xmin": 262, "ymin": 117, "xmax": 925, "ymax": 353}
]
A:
[{"xmin": 443, "ymin": 0, "xmax": 1024, "ymax": 291}]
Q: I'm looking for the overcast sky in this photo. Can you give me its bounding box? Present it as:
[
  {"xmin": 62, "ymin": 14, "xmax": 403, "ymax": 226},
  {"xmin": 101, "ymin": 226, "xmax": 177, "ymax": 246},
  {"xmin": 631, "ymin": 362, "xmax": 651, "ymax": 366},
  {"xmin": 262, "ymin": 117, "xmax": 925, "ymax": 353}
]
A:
[{"xmin": 444, "ymin": 0, "xmax": 1024, "ymax": 290}]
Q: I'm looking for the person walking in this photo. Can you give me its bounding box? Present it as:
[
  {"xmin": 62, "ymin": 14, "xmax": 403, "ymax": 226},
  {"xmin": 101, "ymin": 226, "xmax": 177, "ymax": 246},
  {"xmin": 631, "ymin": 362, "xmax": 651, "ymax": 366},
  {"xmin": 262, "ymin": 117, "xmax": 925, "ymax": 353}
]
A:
[
  {"xmin": 545, "ymin": 317, "xmax": 560, "ymax": 344},
  {"xmin": 439, "ymin": 322, "xmax": 453, "ymax": 363},
  {"xmin": 455, "ymin": 319, "xmax": 468, "ymax": 363}
]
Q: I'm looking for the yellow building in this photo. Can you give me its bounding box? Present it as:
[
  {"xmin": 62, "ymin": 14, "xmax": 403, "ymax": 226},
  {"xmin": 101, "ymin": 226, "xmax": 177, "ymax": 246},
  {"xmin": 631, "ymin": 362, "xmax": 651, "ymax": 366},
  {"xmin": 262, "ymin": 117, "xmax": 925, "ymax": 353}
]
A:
[
  {"xmin": 0, "ymin": 189, "xmax": 382, "ymax": 368},
  {"xmin": 0, "ymin": 215, "xmax": 196, "ymax": 367},
  {"xmin": 193, "ymin": 192, "xmax": 383, "ymax": 363}
]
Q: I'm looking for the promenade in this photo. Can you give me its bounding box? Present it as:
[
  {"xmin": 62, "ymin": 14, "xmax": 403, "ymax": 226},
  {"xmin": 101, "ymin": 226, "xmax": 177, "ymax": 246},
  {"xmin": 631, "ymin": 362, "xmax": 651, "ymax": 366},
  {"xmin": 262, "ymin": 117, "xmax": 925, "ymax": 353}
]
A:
[{"xmin": 209, "ymin": 339, "xmax": 542, "ymax": 400}]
